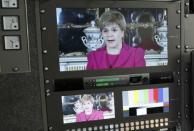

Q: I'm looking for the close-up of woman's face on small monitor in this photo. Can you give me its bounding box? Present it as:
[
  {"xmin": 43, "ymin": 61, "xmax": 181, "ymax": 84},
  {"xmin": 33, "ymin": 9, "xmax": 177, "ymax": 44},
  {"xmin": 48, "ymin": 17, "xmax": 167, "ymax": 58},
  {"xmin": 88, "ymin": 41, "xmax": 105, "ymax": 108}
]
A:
[
  {"xmin": 56, "ymin": 8, "xmax": 168, "ymax": 72},
  {"xmin": 61, "ymin": 92, "xmax": 115, "ymax": 124}
]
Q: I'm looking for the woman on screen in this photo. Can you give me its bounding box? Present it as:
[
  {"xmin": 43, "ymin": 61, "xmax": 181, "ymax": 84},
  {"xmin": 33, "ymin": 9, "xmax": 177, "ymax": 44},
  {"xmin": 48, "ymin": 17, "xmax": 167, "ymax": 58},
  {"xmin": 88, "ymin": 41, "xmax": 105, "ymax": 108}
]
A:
[
  {"xmin": 76, "ymin": 95, "xmax": 104, "ymax": 122},
  {"xmin": 87, "ymin": 10, "xmax": 145, "ymax": 70}
]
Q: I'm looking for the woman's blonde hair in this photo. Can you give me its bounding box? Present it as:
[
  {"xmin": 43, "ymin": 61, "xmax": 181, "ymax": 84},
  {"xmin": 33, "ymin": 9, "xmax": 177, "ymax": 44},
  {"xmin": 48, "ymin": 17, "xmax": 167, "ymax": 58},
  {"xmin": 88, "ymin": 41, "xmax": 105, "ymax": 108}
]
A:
[
  {"xmin": 81, "ymin": 94, "xmax": 94, "ymax": 104},
  {"xmin": 98, "ymin": 10, "xmax": 126, "ymax": 31}
]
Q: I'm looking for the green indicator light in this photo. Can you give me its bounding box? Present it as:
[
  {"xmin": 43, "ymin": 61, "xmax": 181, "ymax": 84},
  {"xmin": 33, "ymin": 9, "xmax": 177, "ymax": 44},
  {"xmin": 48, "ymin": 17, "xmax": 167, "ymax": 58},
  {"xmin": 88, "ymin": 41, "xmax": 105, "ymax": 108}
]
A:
[
  {"xmin": 96, "ymin": 78, "xmax": 120, "ymax": 82},
  {"xmin": 96, "ymin": 83, "xmax": 109, "ymax": 87}
]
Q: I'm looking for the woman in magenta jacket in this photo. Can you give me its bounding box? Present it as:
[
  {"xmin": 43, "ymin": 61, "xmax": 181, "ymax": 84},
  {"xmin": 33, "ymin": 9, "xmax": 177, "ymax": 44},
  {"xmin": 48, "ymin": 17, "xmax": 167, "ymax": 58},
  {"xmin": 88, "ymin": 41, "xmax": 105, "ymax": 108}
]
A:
[
  {"xmin": 76, "ymin": 95, "xmax": 104, "ymax": 122},
  {"xmin": 87, "ymin": 10, "xmax": 145, "ymax": 70}
]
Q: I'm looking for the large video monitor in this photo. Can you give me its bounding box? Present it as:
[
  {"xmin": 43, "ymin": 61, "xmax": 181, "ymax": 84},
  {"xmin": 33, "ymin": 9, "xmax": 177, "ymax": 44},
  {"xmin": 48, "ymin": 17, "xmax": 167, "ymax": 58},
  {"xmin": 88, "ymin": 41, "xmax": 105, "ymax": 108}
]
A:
[
  {"xmin": 40, "ymin": 0, "xmax": 180, "ymax": 79},
  {"xmin": 57, "ymin": 8, "xmax": 168, "ymax": 72}
]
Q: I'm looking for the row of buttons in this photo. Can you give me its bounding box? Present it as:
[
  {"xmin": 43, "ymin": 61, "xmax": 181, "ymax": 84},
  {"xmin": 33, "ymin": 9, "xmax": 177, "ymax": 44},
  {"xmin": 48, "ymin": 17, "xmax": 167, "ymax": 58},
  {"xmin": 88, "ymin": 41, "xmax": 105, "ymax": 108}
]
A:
[{"xmin": 64, "ymin": 118, "xmax": 169, "ymax": 131}]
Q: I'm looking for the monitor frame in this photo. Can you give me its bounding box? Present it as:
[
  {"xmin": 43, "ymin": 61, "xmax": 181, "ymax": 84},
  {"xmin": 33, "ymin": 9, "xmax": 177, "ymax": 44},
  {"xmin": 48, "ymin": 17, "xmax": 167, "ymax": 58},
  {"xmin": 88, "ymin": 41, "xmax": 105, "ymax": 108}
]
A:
[
  {"xmin": 39, "ymin": 0, "xmax": 181, "ymax": 80},
  {"xmin": 38, "ymin": 1, "xmax": 181, "ymax": 130},
  {"xmin": 45, "ymin": 84, "xmax": 177, "ymax": 130}
]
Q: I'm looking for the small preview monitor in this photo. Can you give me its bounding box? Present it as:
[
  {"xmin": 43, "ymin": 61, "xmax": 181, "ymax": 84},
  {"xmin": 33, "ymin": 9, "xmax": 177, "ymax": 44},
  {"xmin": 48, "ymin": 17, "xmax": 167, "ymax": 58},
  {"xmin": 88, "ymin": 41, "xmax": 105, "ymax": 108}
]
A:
[
  {"xmin": 61, "ymin": 92, "xmax": 115, "ymax": 124},
  {"xmin": 122, "ymin": 87, "xmax": 169, "ymax": 117}
]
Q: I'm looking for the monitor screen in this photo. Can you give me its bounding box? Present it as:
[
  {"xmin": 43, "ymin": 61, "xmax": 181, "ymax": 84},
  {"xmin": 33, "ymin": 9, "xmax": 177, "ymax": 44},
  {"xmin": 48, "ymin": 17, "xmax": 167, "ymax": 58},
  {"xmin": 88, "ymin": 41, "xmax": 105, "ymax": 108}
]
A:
[
  {"xmin": 122, "ymin": 87, "xmax": 169, "ymax": 117},
  {"xmin": 61, "ymin": 92, "xmax": 115, "ymax": 124},
  {"xmin": 57, "ymin": 8, "xmax": 168, "ymax": 72}
]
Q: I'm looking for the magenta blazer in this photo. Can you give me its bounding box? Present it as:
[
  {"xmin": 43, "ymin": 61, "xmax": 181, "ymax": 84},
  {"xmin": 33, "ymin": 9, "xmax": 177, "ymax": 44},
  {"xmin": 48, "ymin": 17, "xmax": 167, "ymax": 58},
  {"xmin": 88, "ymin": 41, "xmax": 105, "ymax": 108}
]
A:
[
  {"xmin": 76, "ymin": 110, "xmax": 104, "ymax": 122},
  {"xmin": 87, "ymin": 43, "xmax": 145, "ymax": 70}
]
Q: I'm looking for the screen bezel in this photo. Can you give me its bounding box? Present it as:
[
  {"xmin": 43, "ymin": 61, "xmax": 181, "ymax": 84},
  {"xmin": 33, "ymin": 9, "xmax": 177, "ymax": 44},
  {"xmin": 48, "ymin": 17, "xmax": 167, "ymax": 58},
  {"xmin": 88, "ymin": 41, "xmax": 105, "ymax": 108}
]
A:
[{"xmin": 40, "ymin": 0, "xmax": 180, "ymax": 79}]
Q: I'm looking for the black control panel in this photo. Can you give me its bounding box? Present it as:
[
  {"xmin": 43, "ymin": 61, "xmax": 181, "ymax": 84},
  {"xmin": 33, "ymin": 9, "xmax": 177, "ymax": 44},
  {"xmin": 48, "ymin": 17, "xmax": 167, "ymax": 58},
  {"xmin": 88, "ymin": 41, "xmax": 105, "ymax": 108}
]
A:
[
  {"xmin": 54, "ymin": 72, "xmax": 174, "ymax": 91},
  {"xmin": 83, "ymin": 73, "xmax": 149, "ymax": 88},
  {"xmin": 83, "ymin": 72, "xmax": 173, "ymax": 89}
]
